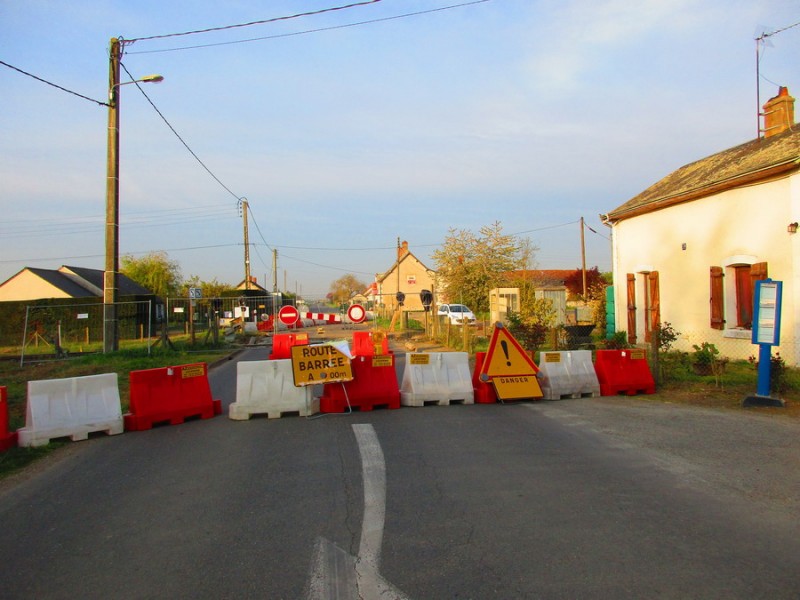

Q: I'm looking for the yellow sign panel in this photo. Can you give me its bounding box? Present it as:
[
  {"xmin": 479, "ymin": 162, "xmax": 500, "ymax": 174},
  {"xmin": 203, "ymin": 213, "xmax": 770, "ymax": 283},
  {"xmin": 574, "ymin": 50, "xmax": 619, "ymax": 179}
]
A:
[
  {"xmin": 481, "ymin": 324, "xmax": 539, "ymax": 378},
  {"xmin": 181, "ymin": 364, "xmax": 205, "ymax": 379},
  {"xmin": 543, "ymin": 353, "xmax": 561, "ymax": 363},
  {"xmin": 291, "ymin": 344, "xmax": 353, "ymax": 387},
  {"xmin": 491, "ymin": 375, "xmax": 543, "ymax": 400},
  {"xmin": 629, "ymin": 349, "xmax": 646, "ymax": 360},
  {"xmin": 409, "ymin": 353, "xmax": 430, "ymax": 365},
  {"xmin": 372, "ymin": 355, "xmax": 394, "ymax": 368}
]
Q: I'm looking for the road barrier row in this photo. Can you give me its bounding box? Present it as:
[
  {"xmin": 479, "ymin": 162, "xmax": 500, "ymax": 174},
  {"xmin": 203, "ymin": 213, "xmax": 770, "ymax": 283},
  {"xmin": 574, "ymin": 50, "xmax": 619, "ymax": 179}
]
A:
[{"xmin": 0, "ymin": 345, "xmax": 655, "ymax": 452}]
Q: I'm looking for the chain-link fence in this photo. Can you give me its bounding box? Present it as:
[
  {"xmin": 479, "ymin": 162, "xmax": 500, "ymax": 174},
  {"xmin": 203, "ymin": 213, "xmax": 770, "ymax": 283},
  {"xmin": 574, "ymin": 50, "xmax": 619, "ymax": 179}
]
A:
[{"xmin": 20, "ymin": 300, "xmax": 153, "ymax": 363}]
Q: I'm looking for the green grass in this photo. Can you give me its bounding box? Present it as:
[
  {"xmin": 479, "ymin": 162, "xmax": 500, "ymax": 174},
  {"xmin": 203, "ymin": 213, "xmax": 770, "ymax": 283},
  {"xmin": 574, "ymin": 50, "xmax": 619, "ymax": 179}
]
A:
[{"xmin": 0, "ymin": 337, "xmax": 238, "ymax": 479}]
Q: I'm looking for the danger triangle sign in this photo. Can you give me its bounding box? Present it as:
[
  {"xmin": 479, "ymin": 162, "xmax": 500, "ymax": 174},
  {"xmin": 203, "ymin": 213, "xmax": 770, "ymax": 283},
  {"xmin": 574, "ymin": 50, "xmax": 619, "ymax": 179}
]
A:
[
  {"xmin": 480, "ymin": 323, "xmax": 542, "ymax": 400},
  {"xmin": 481, "ymin": 323, "xmax": 539, "ymax": 378}
]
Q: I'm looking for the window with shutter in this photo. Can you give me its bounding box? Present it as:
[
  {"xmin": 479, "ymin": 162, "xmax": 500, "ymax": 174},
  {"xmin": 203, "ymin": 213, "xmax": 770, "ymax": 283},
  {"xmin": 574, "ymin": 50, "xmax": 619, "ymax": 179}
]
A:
[
  {"xmin": 710, "ymin": 266, "xmax": 724, "ymax": 330},
  {"xmin": 647, "ymin": 272, "xmax": 660, "ymax": 342},
  {"xmin": 626, "ymin": 273, "xmax": 636, "ymax": 344}
]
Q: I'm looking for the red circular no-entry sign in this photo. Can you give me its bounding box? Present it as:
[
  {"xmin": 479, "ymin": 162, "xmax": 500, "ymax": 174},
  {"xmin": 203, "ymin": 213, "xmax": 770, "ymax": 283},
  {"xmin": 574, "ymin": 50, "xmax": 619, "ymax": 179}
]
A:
[
  {"xmin": 278, "ymin": 305, "xmax": 300, "ymax": 325},
  {"xmin": 347, "ymin": 304, "xmax": 366, "ymax": 324}
]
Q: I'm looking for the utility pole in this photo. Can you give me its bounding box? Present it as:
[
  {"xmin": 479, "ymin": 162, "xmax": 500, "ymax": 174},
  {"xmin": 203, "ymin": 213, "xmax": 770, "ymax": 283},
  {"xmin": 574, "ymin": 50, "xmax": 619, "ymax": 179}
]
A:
[
  {"xmin": 239, "ymin": 199, "xmax": 250, "ymax": 290},
  {"xmin": 103, "ymin": 38, "xmax": 121, "ymax": 353},
  {"xmin": 580, "ymin": 217, "xmax": 587, "ymax": 299},
  {"xmin": 272, "ymin": 249, "xmax": 278, "ymax": 292}
]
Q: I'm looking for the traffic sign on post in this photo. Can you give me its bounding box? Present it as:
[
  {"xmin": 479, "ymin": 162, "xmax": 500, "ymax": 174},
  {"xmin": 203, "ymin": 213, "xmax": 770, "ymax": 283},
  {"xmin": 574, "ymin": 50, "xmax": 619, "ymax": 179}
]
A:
[
  {"xmin": 347, "ymin": 304, "xmax": 366, "ymax": 324},
  {"xmin": 278, "ymin": 305, "xmax": 300, "ymax": 326}
]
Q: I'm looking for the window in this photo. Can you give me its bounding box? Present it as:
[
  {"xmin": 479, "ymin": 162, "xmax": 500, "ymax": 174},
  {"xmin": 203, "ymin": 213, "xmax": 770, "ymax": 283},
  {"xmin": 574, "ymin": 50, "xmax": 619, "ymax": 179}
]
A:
[
  {"xmin": 626, "ymin": 271, "xmax": 660, "ymax": 344},
  {"xmin": 709, "ymin": 261, "xmax": 767, "ymax": 331}
]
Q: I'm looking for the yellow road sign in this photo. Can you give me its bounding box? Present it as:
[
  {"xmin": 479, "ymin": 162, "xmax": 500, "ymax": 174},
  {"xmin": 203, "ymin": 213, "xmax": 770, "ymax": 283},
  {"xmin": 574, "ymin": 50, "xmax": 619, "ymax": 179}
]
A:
[
  {"xmin": 491, "ymin": 375, "xmax": 542, "ymax": 400},
  {"xmin": 480, "ymin": 323, "xmax": 542, "ymax": 400},
  {"xmin": 291, "ymin": 343, "xmax": 353, "ymax": 386},
  {"xmin": 481, "ymin": 323, "xmax": 539, "ymax": 378}
]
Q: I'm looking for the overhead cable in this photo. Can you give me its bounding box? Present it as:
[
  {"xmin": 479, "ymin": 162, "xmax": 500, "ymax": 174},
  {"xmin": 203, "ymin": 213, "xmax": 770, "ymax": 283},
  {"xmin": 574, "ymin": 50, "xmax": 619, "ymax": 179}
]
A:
[
  {"xmin": 120, "ymin": 61, "xmax": 242, "ymax": 202},
  {"xmin": 124, "ymin": 0, "xmax": 383, "ymax": 44},
  {"xmin": 127, "ymin": 0, "xmax": 491, "ymax": 54},
  {"xmin": 0, "ymin": 59, "xmax": 108, "ymax": 106}
]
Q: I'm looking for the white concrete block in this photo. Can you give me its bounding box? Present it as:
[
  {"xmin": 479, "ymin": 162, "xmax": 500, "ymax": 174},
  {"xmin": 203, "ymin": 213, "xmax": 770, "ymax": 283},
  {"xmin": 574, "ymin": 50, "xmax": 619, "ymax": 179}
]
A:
[
  {"xmin": 17, "ymin": 373, "xmax": 124, "ymax": 447},
  {"xmin": 229, "ymin": 359, "xmax": 318, "ymax": 420},
  {"xmin": 400, "ymin": 352, "xmax": 474, "ymax": 407}
]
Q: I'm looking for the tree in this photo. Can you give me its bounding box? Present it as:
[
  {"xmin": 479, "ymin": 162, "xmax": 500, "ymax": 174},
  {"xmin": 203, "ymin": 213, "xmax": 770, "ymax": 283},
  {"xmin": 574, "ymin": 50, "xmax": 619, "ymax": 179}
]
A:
[
  {"xmin": 432, "ymin": 221, "xmax": 530, "ymax": 313},
  {"xmin": 329, "ymin": 274, "xmax": 367, "ymax": 305},
  {"xmin": 563, "ymin": 266, "xmax": 606, "ymax": 300},
  {"xmin": 121, "ymin": 251, "xmax": 181, "ymax": 299},
  {"xmin": 180, "ymin": 276, "xmax": 234, "ymax": 299}
]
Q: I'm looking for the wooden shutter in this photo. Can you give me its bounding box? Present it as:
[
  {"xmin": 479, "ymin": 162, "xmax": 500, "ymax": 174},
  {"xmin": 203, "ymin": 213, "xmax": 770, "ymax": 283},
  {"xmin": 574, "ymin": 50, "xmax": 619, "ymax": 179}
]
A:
[
  {"xmin": 648, "ymin": 271, "xmax": 660, "ymax": 341},
  {"xmin": 710, "ymin": 266, "xmax": 724, "ymax": 330},
  {"xmin": 747, "ymin": 262, "xmax": 768, "ymax": 330},
  {"xmin": 626, "ymin": 273, "xmax": 637, "ymax": 344}
]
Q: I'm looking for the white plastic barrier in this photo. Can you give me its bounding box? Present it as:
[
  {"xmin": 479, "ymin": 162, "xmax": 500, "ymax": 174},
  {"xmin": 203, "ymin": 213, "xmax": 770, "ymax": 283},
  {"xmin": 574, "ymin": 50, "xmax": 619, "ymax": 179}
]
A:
[
  {"xmin": 229, "ymin": 359, "xmax": 318, "ymax": 420},
  {"xmin": 538, "ymin": 350, "xmax": 600, "ymax": 400},
  {"xmin": 17, "ymin": 373, "xmax": 124, "ymax": 447},
  {"xmin": 400, "ymin": 352, "xmax": 474, "ymax": 407}
]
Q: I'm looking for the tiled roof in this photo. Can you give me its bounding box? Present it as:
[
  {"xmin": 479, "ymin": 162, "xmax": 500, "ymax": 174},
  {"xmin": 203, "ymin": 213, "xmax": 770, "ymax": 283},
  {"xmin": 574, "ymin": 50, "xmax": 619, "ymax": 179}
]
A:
[
  {"xmin": 63, "ymin": 266, "xmax": 153, "ymax": 295},
  {"xmin": 26, "ymin": 268, "xmax": 96, "ymax": 297},
  {"xmin": 605, "ymin": 126, "xmax": 800, "ymax": 222}
]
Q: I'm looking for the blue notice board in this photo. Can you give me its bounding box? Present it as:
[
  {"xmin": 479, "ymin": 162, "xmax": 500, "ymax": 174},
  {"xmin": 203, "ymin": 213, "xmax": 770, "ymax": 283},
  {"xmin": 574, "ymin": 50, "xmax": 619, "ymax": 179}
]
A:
[{"xmin": 751, "ymin": 279, "xmax": 782, "ymax": 346}]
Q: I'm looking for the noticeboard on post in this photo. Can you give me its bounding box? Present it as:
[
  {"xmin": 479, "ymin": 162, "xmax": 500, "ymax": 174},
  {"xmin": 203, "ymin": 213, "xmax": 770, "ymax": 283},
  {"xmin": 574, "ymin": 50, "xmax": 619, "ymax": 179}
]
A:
[{"xmin": 751, "ymin": 279, "xmax": 782, "ymax": 346}]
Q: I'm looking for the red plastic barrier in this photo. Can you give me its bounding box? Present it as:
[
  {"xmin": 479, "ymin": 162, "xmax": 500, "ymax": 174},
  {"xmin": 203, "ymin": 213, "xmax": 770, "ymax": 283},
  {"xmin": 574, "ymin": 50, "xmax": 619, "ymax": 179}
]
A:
[
  {"xmin": 320, "ymin": 355, "xmax": 400, "ymax": 412},
  {"xmin": 269, "ymin": 333, "xmax": 309, "ymax": 360},
  {"xmin": 472, "ymin": 352, "xmax": 498, "ymax": 404},
  {"xmin": 352, "ymin": 331, "xmax": 389, "ymax": 357},
  {"xmin": 594, "ymin": 349, "xmax": 655, "ymax": 396},
  {"xmin": 124, "ymin": 363, "xmax": 222, "ymax": 431},
  {"xmin": 257, "ymin": 316, "xmax": 274, "ymax": 332},
  {"xmin": 0, "ymin": 386, "xmax": 18, "ymax": 452}
]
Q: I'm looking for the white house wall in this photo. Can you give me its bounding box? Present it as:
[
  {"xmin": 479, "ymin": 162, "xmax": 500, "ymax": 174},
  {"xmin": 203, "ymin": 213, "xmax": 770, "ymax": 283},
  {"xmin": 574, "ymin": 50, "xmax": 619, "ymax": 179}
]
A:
[{"xmin": 612, "ymin": 173, "xmax": 798, "ymax": 365}]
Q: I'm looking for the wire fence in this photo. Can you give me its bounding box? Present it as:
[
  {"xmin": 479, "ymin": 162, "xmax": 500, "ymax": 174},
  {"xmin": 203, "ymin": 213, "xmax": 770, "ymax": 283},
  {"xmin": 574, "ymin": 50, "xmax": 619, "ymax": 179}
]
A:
[{"xmin": 20, "ymin": 301, "xmax": 153, "ymax": 363}]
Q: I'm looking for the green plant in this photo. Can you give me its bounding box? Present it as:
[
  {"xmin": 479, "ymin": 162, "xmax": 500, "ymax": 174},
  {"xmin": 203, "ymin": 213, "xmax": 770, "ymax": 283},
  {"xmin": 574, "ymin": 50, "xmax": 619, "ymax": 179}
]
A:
[
  {"xmin": 603, "ymin": 331, "xmax": 630, "ymax": 350},
  {"xmin": 506, "ymin": 310, "xmax": 550, "ymax": 352},
  {"xmin": 654, "ymin": 322, "xmax": 680, "ymax": 353},
  {"xmin": 691, "ymin": 342, "xmax": 719, "ymax": 366},
  {"xmin": 748, "ymin": 351, "xmax": 788, "ymax": 394}
]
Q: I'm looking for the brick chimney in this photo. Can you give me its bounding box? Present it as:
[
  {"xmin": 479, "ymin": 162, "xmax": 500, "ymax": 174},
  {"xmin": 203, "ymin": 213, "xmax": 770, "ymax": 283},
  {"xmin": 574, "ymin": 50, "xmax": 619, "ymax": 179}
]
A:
[
  {"xmin": 397, "ymin": 240, "xmax": 409, "ymax": 260},
  {"xmin": 762, "ymin": 86, "xmax": 795, "ymax": 138}
]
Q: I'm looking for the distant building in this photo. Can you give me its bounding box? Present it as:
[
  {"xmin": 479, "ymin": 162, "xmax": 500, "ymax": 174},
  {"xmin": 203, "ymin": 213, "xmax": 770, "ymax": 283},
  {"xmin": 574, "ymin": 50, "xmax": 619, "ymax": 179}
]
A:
[
  {"xmin": 0, "ymin": 265, "xmax": 153, "ymax": 301},
  {"xmin": 375, "ymin": 241, "xmax": 437, "ymax": 313}
]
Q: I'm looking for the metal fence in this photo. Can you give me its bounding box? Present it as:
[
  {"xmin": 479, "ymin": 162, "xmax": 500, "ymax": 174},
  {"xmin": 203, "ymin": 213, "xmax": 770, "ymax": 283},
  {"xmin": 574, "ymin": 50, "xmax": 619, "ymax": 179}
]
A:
[{"xmin": 20, "ymin": 300, "xmax": 153, "ymax": 363}]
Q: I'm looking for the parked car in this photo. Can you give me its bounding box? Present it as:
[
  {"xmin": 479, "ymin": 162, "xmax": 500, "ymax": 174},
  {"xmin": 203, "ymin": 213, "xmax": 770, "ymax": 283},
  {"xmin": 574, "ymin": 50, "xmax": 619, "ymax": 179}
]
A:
[{"xmin": 437, "ymin": 303, "xmax": 476, "ymax": 325}]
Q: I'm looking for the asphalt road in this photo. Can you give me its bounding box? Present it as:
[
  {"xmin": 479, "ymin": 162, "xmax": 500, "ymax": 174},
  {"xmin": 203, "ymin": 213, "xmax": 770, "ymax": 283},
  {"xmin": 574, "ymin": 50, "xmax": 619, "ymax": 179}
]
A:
[{"xmin": 1, "ymin": 345, "xmax": 799, "ymax": 599}]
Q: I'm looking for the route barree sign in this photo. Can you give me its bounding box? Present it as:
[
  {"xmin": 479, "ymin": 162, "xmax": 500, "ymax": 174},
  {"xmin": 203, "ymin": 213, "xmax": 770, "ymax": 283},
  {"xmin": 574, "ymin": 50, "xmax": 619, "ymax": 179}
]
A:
[{"xmin": 290, "ymin": 343, "xmax": 353, "ymax": 386}]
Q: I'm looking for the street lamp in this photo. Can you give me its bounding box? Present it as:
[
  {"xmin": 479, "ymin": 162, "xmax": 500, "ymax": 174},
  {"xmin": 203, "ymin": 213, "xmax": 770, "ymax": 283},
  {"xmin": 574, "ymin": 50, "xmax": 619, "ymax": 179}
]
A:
[{"xmin": 103, "ymin": 37, "xmax": 163, "ymax": 353}]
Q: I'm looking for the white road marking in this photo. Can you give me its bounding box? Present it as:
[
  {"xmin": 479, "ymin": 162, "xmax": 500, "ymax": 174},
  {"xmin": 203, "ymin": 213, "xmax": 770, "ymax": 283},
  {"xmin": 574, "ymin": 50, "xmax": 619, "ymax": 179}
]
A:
[{"xmin": 305, "ymin": 424, "xmax": 411, "ymax": 600}]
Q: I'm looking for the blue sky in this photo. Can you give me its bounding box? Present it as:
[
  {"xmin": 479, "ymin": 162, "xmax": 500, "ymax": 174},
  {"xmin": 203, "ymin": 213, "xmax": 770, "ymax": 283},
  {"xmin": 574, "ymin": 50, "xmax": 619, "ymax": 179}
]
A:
[{"xmin": 1, "ymin": 0, "xmax": 798, "ymax": 300}]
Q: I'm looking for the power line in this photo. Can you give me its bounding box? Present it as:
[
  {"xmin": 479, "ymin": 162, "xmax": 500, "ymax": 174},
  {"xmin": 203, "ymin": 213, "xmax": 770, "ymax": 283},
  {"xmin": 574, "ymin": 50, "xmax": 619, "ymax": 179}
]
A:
[
  {"xmin": 0, "ymin": 59, "xmax": 108, "ymax": 106},
  {"xmin": 119, "ymin": 61, "xmax": 242, "ymax": 202},
  {"xmin": 124, "ymin": 0, "xmax": 383, "ymax": 44},
  {"xmin": 127, "ymin": 0, "xmax": 491, "ymax": 54}
]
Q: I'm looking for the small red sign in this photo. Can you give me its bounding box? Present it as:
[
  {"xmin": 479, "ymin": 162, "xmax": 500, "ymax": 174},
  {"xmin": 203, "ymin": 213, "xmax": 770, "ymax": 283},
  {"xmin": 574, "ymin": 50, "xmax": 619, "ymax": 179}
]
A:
[
  {"xmin": 278, "ymin": 305, "xmax": 300, "ymax": 325},
  {"xmin": 347, "ymin": 304, "xmax": 366, "ymax": 324}
]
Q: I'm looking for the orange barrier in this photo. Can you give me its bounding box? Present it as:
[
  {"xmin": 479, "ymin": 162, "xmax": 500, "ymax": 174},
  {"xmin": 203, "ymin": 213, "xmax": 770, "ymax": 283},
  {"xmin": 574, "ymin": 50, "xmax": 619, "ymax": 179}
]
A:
[
  {"xmin": 594, "ymin": 349, "xmax": 655, "ymax": 396},
  {"xmin": 124, "ymin": 363, "xmax": 222, "ymax": 431},
  {"xmin": 269, "ymin": 333, "xmax": 309, "ymax": 360},
  {"xmin": 352, "ymin": 331, "xmax": 389, "ymax": 357},
  {"xmin": 320, "ymin": 354, "xmax": 400, "ymax": 412},
  {"xmin": 0, "ymin": 386, "xmax": 17, "ymax": 452},
  {"xmin": 472, "ymin": 352, "xmax": 498, "ymax": 404}
]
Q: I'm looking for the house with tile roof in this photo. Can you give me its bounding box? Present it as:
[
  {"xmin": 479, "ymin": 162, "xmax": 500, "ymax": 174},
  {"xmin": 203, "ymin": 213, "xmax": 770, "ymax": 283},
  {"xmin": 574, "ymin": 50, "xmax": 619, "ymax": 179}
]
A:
[
  {"xmin": 601, "ymin": 87, "xmax": 799, "ymax": 364},
  {"xmin": 375, "ymin": 241, "xmax": 436, "ymax": 314},
  {"xmin": 0, "ymin": 265, "xmax": 153, "ymax": 301}
]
